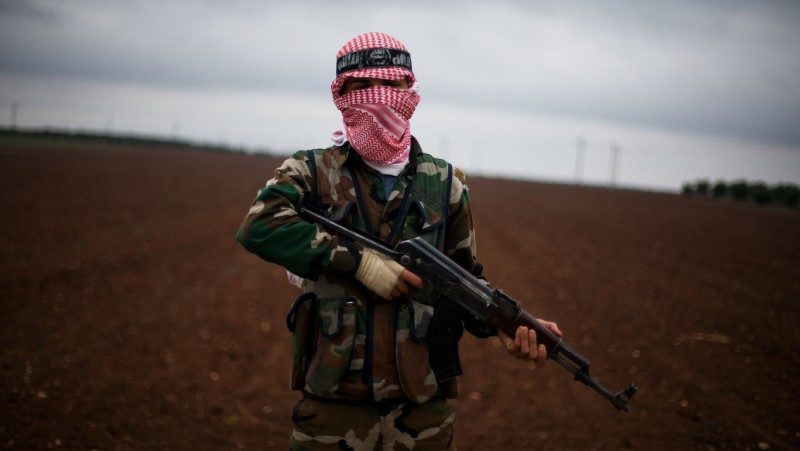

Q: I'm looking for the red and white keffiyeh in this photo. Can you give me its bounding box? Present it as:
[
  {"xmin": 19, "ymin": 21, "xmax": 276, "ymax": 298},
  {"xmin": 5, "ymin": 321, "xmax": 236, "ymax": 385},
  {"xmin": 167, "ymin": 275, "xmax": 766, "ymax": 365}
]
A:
[{"xmin": 330, "ymin": 32, "xmax": 419, "ymax": 166}]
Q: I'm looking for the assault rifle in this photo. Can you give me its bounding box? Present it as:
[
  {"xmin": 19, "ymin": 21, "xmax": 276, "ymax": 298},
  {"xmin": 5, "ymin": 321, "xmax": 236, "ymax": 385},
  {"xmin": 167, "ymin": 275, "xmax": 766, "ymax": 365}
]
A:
[{"xmin": 298, "ymin": 206, "xmax": 638, "ymax": 412}]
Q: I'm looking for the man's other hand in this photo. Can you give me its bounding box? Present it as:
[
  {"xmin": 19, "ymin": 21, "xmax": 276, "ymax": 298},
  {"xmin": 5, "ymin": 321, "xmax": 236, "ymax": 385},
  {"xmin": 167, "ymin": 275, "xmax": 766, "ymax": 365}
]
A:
[{"xmin": 498, "ymin": 320, "xmax": 563, "ymax": 368}]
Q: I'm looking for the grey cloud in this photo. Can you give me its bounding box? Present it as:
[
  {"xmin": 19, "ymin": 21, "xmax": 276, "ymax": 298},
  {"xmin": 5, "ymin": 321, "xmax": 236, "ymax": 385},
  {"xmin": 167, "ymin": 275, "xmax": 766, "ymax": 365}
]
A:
[
  {"xmin": 1, "ymin": 0, "xmax": 798, "ymax": 147},
  {"xmin": 414, "ymin": 1, "xmax": 800, "ymax": 146},
  {"xmin": 0, "ymin": 1, "xmax": 334, "ymax": 91},
  {"xmin": 0, "ymin": 0, "xmax": 59, "ymax": 21}
]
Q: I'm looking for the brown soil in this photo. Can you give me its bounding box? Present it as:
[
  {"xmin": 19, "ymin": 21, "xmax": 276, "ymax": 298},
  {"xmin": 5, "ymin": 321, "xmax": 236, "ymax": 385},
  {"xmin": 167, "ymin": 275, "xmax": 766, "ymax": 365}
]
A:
[{"xmin": 1, "ymin": 141, "xmax": 798, "ymax": 450}]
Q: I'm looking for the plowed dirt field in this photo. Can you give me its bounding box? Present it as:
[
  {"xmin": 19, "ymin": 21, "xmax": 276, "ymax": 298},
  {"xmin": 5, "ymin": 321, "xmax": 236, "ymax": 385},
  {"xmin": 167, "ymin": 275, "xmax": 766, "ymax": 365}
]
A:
[{"xmin": 2, "ymin": 140, "xmax": 798, "ymax": 450}]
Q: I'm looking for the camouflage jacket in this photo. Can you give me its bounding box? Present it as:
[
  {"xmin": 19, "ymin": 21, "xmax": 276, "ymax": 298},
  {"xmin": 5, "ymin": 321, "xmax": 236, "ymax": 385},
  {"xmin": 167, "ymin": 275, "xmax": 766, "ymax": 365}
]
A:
[{"xmin": 237, "ymin": 137, "xmax": 492, "ymax": 404}]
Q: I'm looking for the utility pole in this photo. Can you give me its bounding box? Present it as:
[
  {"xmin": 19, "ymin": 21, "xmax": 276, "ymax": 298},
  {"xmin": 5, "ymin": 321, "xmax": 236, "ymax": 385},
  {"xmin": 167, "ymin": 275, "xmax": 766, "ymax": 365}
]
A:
[
  {"xmin": 575, "ymin": 137, "xmax": 586, "ymax": 184},
  {"xmin": 439, "ymin": 135, "xmax": 449, "ymax": 161},
  {"xmin": 171, "ymin": 119, "xmax": 180, "ymax": 140},
  {"xmin": 105, "ymin": 114, "xmax": 114, "ymax": 135},
  {"xmin": 11, "ymin": 102, "xmax": 18, "ymax": 129},
  {"xmin": 608, "ymin": 143, "xmax": 621, "ymax": 186},
  {"xmin": 472, "ymin": 141, "xmax": 481, "ymax": 171}
]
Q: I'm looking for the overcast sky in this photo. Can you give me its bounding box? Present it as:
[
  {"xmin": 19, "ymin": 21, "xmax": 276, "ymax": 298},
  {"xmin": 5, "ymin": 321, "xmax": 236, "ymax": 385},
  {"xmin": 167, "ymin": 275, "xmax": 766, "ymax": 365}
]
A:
[{"xmin": 1, "ymin": 0, "xmax": 799, "ymax": 190}]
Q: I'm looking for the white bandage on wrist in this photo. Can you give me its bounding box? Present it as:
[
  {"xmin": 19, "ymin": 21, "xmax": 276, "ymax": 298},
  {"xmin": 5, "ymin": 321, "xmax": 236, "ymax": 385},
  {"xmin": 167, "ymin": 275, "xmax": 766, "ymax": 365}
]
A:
[{"xmin": 354, "ymin": 248, "xmax": 404, "ymax": 299}]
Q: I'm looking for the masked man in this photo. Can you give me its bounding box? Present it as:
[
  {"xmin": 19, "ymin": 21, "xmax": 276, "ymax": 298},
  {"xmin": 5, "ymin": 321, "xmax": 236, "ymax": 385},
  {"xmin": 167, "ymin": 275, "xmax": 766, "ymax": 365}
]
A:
[{"xmin": 237, "ymin": 32, "xmax": 561, "ymax": 450}]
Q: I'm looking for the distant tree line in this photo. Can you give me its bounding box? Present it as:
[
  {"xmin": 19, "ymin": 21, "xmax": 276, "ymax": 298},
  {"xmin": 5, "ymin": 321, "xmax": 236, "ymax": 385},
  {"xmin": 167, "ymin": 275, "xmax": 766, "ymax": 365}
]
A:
[
  {"xmin": 0, "ymin": 127, "xmax": 266, "ymax": 155},
  {"xmin": 682, "ymin": 179, "xmax": 799, "ymax": 208}
]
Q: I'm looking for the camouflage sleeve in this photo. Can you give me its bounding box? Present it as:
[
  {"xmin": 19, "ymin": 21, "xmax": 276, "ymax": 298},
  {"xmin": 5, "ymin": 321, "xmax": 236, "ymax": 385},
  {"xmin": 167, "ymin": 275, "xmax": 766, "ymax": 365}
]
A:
[
  {"xmin": 235, "ymin": 151, "xmax": 360, "ymax": 279},
  {"xmin": 444, "ymin": 167, "xmax": 496, "ymax": 338}
]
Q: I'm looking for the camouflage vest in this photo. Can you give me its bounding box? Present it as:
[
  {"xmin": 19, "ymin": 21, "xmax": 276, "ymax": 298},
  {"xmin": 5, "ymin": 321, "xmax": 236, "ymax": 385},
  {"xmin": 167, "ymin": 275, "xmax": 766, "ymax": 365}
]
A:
[{"xmin": 286, "ymin": 145, "xmax": 455, "ymax": 404}]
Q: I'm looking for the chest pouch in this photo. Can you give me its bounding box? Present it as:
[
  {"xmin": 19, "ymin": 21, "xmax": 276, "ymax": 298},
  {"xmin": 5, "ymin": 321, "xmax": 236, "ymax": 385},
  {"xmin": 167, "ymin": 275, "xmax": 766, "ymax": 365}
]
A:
[{"xmin": 286, "ymin": 292, "xmax": 318, "ymax": 390}]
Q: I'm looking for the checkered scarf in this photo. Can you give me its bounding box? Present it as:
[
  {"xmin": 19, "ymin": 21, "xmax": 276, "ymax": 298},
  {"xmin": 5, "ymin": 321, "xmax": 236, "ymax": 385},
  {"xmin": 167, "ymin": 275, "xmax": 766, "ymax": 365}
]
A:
[{"xmin": 331, "ymin": 32, "xmax": 419, "ymax": 166}]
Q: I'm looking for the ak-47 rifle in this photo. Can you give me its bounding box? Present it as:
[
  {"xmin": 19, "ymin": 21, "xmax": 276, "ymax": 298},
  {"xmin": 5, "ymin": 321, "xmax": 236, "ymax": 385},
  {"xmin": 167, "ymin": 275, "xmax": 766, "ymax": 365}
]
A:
[{"xmin": 298, "ymin": 206, "xmax": 638, "ymax": 412}]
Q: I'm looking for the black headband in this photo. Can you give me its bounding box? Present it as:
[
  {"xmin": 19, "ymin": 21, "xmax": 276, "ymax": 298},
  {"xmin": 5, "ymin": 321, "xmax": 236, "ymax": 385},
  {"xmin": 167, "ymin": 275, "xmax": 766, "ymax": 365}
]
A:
[{"xmin": 336, "ymin": 48, "xmax": 412, "ymax": 76}]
